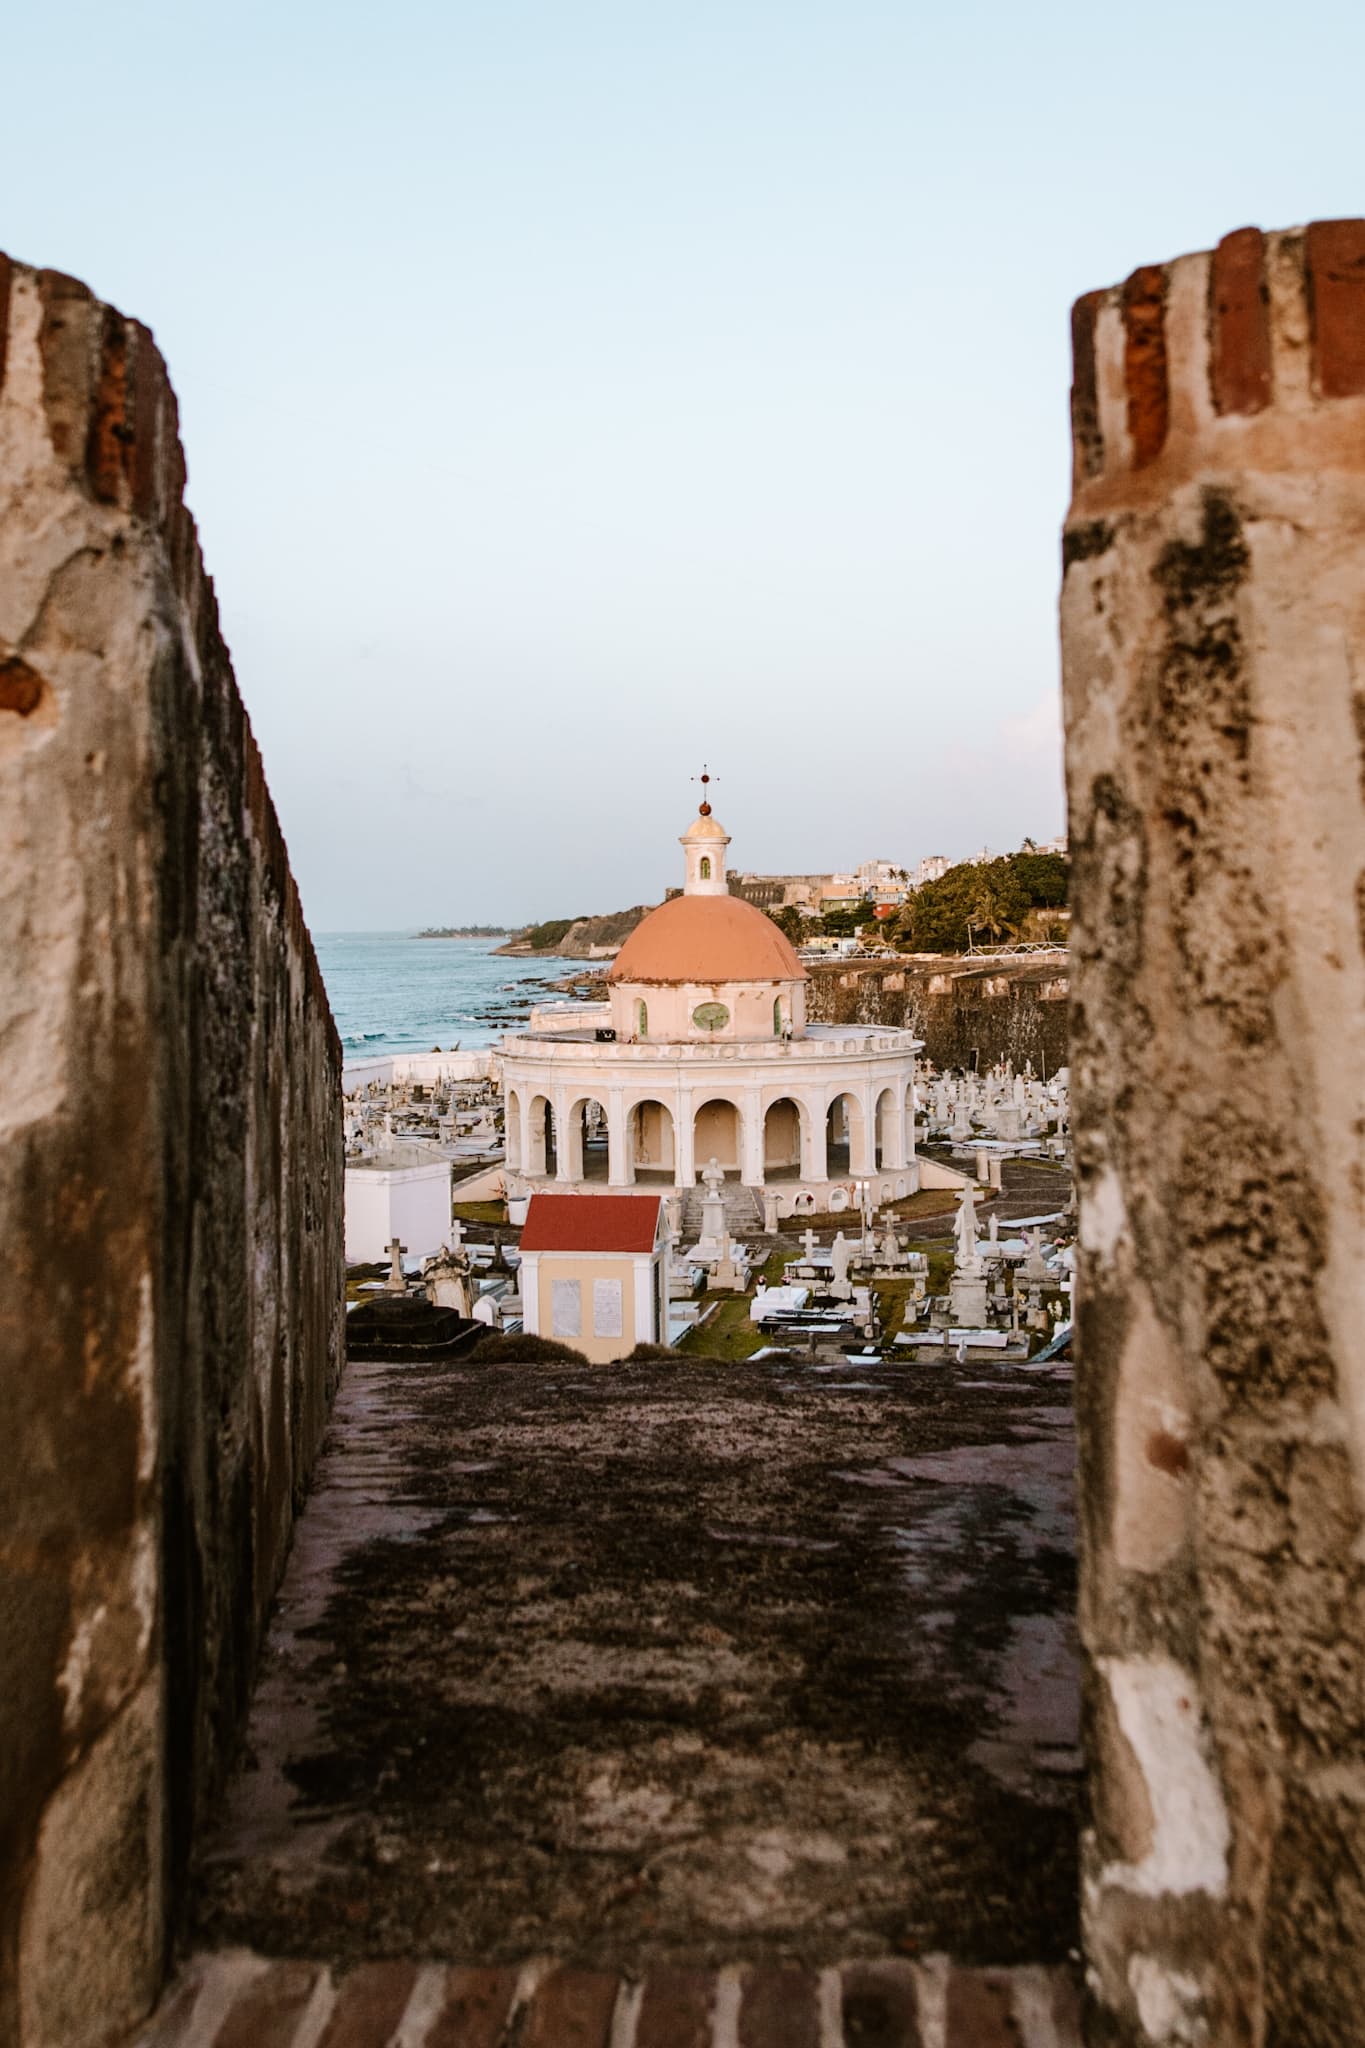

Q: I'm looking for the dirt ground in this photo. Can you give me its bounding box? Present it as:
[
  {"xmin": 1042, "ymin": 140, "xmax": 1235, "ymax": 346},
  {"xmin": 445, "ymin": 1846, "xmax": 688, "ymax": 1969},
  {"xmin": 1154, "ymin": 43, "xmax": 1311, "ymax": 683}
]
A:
[{"xmin": 191, "ymin": 1352, "xmax": 1080, "ymax": 1975}]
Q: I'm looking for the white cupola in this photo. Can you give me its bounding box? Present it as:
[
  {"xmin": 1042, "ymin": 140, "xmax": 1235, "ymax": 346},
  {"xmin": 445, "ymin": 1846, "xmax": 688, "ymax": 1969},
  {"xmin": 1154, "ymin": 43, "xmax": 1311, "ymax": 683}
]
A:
[{"xmin": 680, "ymin": 804, "xmax": 730, "ymax": 896}]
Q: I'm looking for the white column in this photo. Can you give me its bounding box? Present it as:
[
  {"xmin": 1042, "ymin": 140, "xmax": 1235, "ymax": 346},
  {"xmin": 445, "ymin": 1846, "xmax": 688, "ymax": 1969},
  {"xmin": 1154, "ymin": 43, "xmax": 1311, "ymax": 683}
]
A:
[
  {"xmin": 804, "ymin": 1094, "xmax": 827, "ymax": 1183},
  {"xmin": 527, "ymin": 1096, "xmax": 547, "ymax": 1178},
  {"xmin": 554, "ymin": 1091, "xmax": 576, "ymax": 1182},
  {"xmin": 881, "ymin": 1086, "xmax": 908, "ymax": 1171},
  {"xmin": 741, "ymin": 1088, "xmax": 765, "ymax": 1187},
  {"xmin": 675, "ymin": 1089, "xmax": 696, "ymax": 1187},
  {"xmin": 849, "ymin": 1089, "xmax": 875, "ymax": 1177},
  {"xmin": 607, "ymin": 1093, "xmax": 630, "ymax": 1186}
]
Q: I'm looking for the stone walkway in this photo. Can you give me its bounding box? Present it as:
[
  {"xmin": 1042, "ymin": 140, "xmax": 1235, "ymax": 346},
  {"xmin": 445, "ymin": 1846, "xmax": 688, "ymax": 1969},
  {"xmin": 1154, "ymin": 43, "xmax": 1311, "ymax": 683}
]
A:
[{"xmin": 135, "ymin": 1349, "xmax": 1082, "ymax": 2044}]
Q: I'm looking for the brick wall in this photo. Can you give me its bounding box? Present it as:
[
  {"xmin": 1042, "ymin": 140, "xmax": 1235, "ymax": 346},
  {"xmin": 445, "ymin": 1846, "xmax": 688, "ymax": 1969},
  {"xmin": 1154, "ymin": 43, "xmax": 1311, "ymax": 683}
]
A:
[{"xmin": 0, "ymin": 257, "xmax": 344, "ymax": 2048}]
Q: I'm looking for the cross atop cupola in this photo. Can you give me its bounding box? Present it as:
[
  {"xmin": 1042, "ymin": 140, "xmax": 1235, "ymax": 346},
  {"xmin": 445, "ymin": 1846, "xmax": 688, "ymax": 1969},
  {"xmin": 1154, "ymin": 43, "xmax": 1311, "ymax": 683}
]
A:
[{"xmin": 681, "ymin": 770, "xmax": 731, "ymax": 896}]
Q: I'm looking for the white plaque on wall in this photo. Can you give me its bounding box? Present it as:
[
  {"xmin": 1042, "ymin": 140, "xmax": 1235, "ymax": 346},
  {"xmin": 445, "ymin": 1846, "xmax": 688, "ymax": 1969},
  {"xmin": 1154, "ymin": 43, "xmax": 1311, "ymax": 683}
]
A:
[
  {"xmin": 592, "ymin": 1278, "xmax": 623, "ymax": 1338},
  {"xmin": 551, "ymin": 1279, "xmax": 582, "ymax": 1337}
]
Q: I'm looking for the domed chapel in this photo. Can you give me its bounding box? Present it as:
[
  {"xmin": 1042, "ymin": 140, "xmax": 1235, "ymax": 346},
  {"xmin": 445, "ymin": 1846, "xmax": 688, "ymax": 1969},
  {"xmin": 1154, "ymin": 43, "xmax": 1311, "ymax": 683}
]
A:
[{"xmin": 500, "ymin": 799, "xmax": 922, "ymax": 1218}]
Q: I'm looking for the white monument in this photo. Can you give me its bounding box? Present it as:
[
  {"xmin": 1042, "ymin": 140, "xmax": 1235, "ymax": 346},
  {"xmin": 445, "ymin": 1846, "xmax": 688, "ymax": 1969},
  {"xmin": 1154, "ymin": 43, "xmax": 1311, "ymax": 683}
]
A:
[
  {"xmin": 949, "ymin": 1184, "xmax": 989, "ymax": 1327},
  {"xmin": 695, "ymin": 1156, "xmax": 729, "ymax": 1260}
]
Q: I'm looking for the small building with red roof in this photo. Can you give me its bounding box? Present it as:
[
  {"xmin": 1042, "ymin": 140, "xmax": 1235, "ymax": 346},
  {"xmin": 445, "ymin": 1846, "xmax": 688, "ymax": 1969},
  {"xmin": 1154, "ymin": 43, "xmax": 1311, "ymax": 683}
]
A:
[{"xmin": 518, "ymin": 1193, "xmax": 669, "ymax": 1363}]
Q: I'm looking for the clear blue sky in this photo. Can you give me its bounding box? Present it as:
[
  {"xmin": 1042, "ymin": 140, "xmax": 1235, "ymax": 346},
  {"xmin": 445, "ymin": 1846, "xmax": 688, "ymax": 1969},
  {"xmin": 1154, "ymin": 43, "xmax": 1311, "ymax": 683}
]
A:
[{"xmin": 4, "ymin": 1, "xmax": 1361, "ymax": 927}]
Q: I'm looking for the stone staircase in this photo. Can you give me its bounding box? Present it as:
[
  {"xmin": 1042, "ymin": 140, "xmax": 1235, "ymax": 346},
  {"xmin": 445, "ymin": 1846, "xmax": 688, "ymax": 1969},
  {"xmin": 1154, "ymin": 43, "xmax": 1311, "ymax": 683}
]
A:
[{"xmin": 676, "ymin": 1179, "xmax": 765, "ymax": 1240}]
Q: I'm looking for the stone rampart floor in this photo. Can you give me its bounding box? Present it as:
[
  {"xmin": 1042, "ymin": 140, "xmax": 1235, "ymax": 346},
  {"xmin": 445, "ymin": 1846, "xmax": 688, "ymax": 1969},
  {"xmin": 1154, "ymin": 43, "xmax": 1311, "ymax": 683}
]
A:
[{"xmin": 135, "ymin": 1348, "xmax": 1082, "ymax": 2045}]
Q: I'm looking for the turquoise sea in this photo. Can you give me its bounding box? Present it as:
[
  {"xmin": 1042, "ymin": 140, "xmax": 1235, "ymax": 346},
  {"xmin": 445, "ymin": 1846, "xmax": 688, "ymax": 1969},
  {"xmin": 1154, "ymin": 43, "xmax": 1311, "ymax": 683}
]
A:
[{"xmin": 313, "ymin": 933, "xmax": 578, "ymax": 1055}]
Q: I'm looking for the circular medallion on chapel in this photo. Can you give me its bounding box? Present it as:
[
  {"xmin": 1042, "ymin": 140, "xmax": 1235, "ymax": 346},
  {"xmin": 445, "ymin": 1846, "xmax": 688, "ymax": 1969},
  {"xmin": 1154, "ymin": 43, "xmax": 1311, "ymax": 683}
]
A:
[{"xmin": 691, "ymin": 1001, "xmax": 730, "ymax": 1033}]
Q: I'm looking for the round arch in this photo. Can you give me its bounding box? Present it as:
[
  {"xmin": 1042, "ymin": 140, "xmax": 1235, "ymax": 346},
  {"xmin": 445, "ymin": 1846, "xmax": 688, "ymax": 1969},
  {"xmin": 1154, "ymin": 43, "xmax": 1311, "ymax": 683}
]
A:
[
  {"xmin": 627, "ymin": 1097, "xmax": 676, "ymax": 1182},
  {"xmin": 825, "ymin": 1091, "xmax": 867, "ymax": 1178},
  {"xmin": 505, "ymin": 1088, "xmax": 523, "ymax": 1171},
  {"xmin": 564, "ymin": 1094, "xmax": 610, "ymax": 1182},
  {"xmin": 762, "ymin": 1095, "xmax": 806, "ymax": 1181},
  {"xmin": 693, "ymin": 1096, "xmax": 744, "ymax": 1178}
]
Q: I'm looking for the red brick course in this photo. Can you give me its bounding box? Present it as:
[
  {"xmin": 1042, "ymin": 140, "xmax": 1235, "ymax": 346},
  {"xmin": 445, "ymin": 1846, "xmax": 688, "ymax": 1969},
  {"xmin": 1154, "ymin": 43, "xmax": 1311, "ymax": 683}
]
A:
[
  {"xmin": 1210, "ymin": 226, "xmax": 1271, "ymax": 416},
  {"xmin": 35, "ymin": 268, "xmax": 96, "ymax": 471},
  {"xmin": 1307, "ymin": 218, "xmax": 1365, "ymax": 398},
  {"xmin": 635, "ymin": 1966, "xmax": 715, "ymax": 2048},
  {"xmin": 214, "ymin": 1961, "xmax": 324, "ymax": 2048},
  {"xmin": 738, "ymin": 1967, "xmax": 820, "ymax": 2048},
  {"xmin": 131, "ymin": 1954, "xmax": 1083, "ymax": 2047},
  {"xmin": 318, "ymin": 1963, "xmax": 419, "ymax": 2048},
  {"xmin": 87, "ymin": 307, "xmax": 132, "ymax": 504},
  {"xmin": 0, "ymin": 251, "xmax": 11, "ymax": 399},
  {"xmin": 1121, "ymin": 263, "xmax": 1169, "ymax": 469},
  {"xmin": 426, "ymin": 1966, "xmax": 519, "ymax": 2048},
  {"xmin": 1069, "ymin": 290, "xmax": 1105, "ymax": 483},
  {"xmin": 840, "ymin": 1959, "xmax": 923, "ymax": 2045},
  {"xmin": 945, "ymin": 1966, "xmax": 1022, "ymax": 2044},
  {"xmin": 518, "ymin": 1966, "xmax": 621, "ymax": 2048}
]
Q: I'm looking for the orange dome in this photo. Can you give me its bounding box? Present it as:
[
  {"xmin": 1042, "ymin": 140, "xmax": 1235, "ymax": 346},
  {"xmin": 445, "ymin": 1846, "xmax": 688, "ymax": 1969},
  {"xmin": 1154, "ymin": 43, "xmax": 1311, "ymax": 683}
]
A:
[{"xmin": 609, "ymin": 894, "xmax": 807, "ymax": 986}]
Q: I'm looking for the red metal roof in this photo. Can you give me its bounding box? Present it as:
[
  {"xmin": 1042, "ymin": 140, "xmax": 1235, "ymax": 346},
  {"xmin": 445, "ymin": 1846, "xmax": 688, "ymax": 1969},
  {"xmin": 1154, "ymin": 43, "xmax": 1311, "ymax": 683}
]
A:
[{"xmin": 519, "ymin": 1194, "xmax": 663, "ymax": 1254}]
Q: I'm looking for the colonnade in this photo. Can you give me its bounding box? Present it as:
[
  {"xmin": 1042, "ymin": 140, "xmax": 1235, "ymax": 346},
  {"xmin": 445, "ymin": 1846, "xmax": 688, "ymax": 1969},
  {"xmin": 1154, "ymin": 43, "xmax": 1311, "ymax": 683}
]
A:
[{"xmin": 504, "ymin": 1074, "xmax": 915, "ymax": 1191}]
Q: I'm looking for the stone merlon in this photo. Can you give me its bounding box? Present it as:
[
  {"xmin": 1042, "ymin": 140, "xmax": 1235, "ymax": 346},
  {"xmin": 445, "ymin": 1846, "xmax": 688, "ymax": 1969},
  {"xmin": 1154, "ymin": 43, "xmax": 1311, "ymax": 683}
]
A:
[{"xmin": 0, "ymin": 252, "xmax": 344, "ymax": 2048}]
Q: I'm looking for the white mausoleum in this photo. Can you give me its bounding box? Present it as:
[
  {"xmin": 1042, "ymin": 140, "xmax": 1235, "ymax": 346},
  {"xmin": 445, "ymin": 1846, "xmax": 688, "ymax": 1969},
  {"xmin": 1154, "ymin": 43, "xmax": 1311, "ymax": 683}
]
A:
[{"xmin": 501, "ymin": 803, "xmax": 922, "ymax": 1216}]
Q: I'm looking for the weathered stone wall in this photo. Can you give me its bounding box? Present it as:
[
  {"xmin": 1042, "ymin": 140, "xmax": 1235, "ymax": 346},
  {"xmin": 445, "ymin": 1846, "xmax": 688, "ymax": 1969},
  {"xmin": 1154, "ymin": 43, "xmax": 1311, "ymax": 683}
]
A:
[
  {"xmin": 1063, "ymin": 222, "xmax": 1365, "ymax": 2044},
  {"xmin": 0, "ymin": 257, "xmax": 344, "ymax": 2048},
  {"xmin": 805, "ymin": 955, "xmax": 1069, "ymax": 1072}
]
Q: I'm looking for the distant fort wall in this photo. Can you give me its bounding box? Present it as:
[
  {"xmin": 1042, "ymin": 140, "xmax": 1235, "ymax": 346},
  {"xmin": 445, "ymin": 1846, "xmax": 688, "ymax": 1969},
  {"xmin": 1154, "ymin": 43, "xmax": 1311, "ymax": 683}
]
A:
[
  {"xmin": 0, "ymin": 257, "xmax": 344, "ymax": 2046},
  {"xmin": 804, "ymin": 954, "xmax": 1069, "ymax": 1072}
]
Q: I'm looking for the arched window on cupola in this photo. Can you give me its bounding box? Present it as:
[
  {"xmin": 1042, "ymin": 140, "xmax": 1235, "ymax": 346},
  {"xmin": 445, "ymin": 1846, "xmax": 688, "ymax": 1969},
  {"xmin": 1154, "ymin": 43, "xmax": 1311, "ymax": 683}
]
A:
[
  {"xmin": 636, "ymin": 1000, "xmax": 648, "ymax": 1040},
  {"xmin": 773, "ymin": 997, "xmax": 784, "ymax": 1037},
  {"xmin": 699, "ymin": 857, "xmax": 711, "ymax": 881}
]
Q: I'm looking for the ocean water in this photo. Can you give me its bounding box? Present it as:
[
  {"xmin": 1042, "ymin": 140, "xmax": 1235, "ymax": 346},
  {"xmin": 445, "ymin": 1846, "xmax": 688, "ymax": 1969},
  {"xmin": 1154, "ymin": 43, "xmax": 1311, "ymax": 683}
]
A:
[{"xmin": 313, "ymin": 933, "xmax": 581, "ymax": 1055}]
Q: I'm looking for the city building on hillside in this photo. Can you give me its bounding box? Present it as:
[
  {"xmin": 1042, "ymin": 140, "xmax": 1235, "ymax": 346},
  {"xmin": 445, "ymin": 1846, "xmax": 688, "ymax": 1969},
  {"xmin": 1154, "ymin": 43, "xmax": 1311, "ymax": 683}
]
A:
[
  {"xmin": 500, "ymin": 802, "xmax": 923, "ymax": 1219},
  {"xmin": 517, "ymin": 1193, "xmax": 669, "ymax": 1362},
  {"xmin": 726, "ymin": 870, "xmax": 831, "ymax": 911},
  {"xmin": 727, "ymin": 854, "xmax": 955, "ymax": 913}
]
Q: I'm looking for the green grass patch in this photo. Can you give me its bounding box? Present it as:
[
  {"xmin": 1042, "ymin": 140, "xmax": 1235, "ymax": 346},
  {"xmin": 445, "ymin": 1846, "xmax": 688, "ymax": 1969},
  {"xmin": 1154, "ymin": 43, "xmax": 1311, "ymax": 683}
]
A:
[
  {"xmin": 777, "ymin": 1187, "xmax": 958, "ymax": 1235},
  {"xmin": 676, "ymin": 1291, "xmax": 766, "ymax": 1361},
  {"xmin": 344, "ymin": 1262, "xmax": 387, "ymax": 1305},
  {"xmin": 452, "ymin": 1199, "xmax": 508, "ymax": 1225},
  {"xmin": 902, "ymin": 1241, "xmax": 955, "ymax": 1294}
]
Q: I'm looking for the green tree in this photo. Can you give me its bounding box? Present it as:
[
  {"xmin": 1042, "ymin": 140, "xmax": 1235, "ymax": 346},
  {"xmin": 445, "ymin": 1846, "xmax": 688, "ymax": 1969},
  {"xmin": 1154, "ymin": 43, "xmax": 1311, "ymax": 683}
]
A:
[
  {"xmin": 1010, "ymin": 851, "xmax": 1069, "ymax": 907},
  {"xmin": 898, "ymin": 851, "xmax": 1068, "ymax": 953},
  {"xmin": 966, "ymin": 864, "xmax": 1027, "ymax": 945},
  {"xmin": 768, "ymin": 904, "xmax": 807, "ymax": 944}
]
